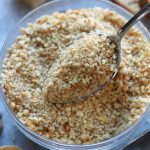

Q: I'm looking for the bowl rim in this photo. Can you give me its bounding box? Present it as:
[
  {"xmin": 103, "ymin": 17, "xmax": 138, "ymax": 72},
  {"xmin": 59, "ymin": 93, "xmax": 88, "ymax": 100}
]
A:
[{"xmin": 0, "ymin": 0, "xmax": 150, "ymax": 149}]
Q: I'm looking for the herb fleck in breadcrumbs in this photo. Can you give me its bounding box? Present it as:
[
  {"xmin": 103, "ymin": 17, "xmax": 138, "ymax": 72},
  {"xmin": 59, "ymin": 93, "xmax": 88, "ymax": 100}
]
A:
[{"xmin": 1, "ymin": 8, "xmax": 150, "ymax": 144}]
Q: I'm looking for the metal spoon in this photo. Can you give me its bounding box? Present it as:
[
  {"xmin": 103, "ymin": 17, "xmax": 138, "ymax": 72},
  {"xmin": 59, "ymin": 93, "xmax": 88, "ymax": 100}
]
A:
[{"xmin": 91, "ymin": 3, "xmax": 150, "ymax": 96}]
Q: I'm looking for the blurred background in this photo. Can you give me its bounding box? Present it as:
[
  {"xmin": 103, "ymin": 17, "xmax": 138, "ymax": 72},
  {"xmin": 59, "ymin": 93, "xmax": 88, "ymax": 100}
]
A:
[{"xmin": 0, "ymin": 0, "xmax": 150, "ymax": 150}]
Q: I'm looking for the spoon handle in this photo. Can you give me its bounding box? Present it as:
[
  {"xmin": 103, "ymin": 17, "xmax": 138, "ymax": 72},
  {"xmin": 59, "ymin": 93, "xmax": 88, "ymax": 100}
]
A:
[{"xmin": 118, "ymin": 3, "xmax": 150, "ymax": 39}]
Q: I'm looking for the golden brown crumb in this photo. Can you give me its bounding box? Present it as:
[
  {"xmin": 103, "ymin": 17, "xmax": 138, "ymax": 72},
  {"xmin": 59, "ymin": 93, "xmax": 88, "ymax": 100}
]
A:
[
  {"xmin": 43, "ymin": 33, "xmax": 116, "ymax": 103},
  {"xmin": 1, "ymin": 8, "xmax": 150, "ymax": 144}
]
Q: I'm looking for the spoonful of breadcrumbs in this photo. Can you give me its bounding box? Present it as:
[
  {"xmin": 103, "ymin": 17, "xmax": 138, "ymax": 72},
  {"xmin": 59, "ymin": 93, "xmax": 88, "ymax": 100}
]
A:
[
  {"xmin": 43, "ymin": 32, "xmax": 117, "ymax": 103},
  {"xmin": 43, "ymin": 3, "xmax": 150, "ymax": 103}
]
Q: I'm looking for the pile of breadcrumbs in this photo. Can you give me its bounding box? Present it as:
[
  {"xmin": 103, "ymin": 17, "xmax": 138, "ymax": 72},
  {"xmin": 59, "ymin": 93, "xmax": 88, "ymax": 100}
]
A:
[
  {"xmin": 1, "ymin": 8, "xmax": 150, "ymax": 144},
  {"xmin": 44, "ymin": 33, "xmax": 116, "ymax": 103}
]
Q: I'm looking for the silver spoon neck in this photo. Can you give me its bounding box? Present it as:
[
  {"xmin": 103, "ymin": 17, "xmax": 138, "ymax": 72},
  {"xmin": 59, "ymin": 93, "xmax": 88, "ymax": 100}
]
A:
[{"xmin": 118, "ymin": 3, "xmax": 150, "ymax": 40}]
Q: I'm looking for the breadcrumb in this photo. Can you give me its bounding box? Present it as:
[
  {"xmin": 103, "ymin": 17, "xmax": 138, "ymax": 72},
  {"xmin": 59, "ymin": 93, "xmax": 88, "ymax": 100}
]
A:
[
  {"xmin": 43, "ymin": 33, "xmax": 117, "ymax": 103},
  {"xmin": 1, "ymin": 8, "xmax": 150, "ymax": 144}
]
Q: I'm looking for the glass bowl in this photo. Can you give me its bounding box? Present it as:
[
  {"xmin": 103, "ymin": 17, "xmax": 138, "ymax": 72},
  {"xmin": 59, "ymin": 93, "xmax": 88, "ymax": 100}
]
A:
[{"xmin": 0, "ymin": 0, "xmax": 150, "ymax": 149}]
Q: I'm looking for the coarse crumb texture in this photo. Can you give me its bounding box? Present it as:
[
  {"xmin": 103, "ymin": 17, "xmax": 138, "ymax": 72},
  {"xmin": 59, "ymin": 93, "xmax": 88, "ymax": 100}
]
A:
[
  {"xmin": 1, "ymin": 8, "xmax": 150, "ymax": 144},
  {"xmin": 43, "ymin": 33, "xmax": 117, "ymax": 103}
]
